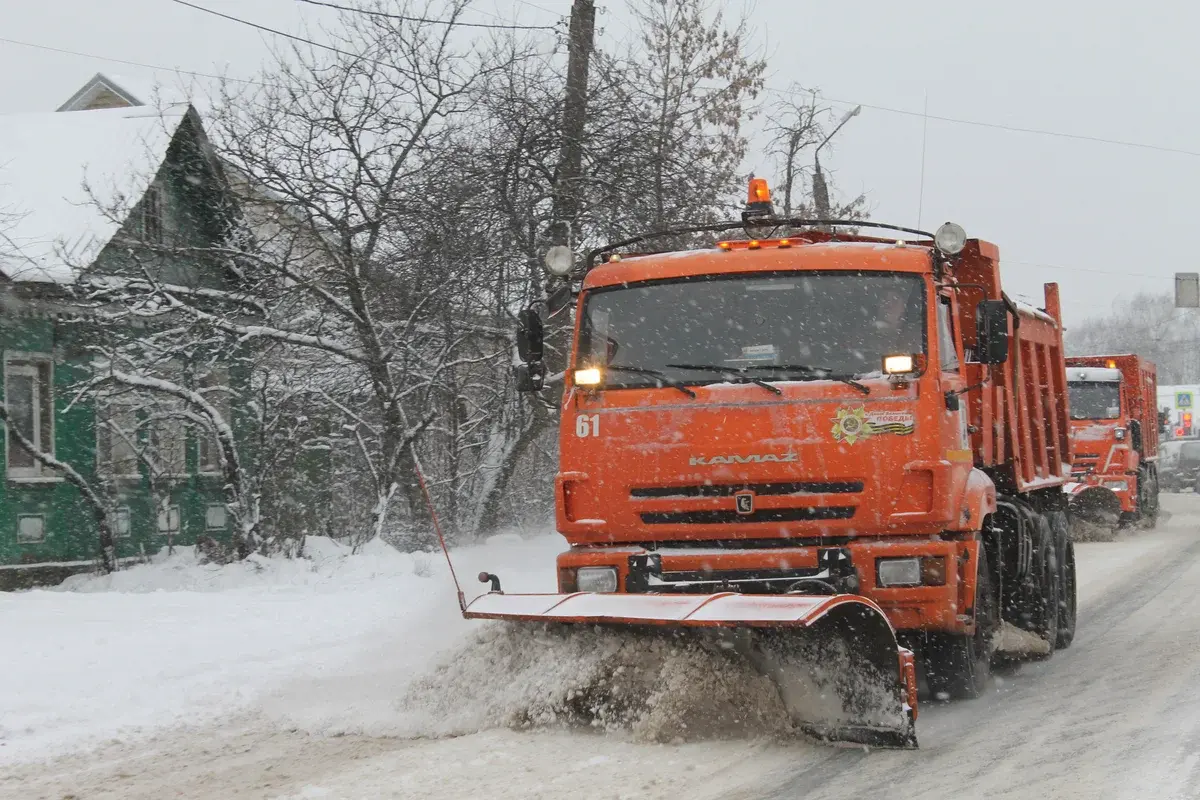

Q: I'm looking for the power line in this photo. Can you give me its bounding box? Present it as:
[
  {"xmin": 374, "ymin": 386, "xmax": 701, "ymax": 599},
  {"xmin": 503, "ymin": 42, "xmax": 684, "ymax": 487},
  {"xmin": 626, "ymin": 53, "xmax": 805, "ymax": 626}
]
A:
[
  {"xmin": 766, "ymin": 85, "xmax": 1200, "ymax": 160},
  {"xmin": 170, "ymin": 0, "xmax": 392, "ymax": 65},
  {"xmin": 0, "ymin": 35, "xmax": 274, "ymax": 90},
  {"xmin": 294, "ymin": 0, "xmax": 561, "ymax": 31}
]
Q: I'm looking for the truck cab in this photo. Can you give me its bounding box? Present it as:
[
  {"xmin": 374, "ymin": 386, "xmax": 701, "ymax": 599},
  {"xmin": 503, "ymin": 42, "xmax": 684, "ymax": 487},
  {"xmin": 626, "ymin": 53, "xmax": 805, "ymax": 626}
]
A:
[{"xmin": 1064, "ymin": 357, "xmax": 1159, "ymax": 526}]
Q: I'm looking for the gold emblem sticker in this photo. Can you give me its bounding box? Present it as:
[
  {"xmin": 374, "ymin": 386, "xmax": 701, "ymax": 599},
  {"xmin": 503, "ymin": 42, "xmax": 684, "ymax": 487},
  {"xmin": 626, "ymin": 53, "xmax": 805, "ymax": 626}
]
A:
[{"xmin": 832, "ymin": 406, "xmax": 915, "ymax": 444}]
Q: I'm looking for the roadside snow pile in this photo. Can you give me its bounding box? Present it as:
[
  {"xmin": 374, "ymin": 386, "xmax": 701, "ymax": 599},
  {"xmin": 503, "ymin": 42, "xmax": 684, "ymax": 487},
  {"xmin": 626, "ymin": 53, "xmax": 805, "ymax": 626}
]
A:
[
  {"xmin": 0, "ymin": 530, "xmax": 565, "ymax": 764},
  {"xmin": 56, "ymin": 536, "xmax": 427, "ymax": 593},
  {"xmin": 389, "ymin": 623, "xmax": 791, "ymax": 743}
]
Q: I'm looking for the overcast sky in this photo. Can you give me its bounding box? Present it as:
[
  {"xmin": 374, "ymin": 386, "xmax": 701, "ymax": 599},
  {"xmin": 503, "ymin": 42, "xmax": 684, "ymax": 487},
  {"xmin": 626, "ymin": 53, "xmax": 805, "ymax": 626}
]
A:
[{"xmin": 3, "ymin": 0, "xmax": 1196, "ymax": 326}]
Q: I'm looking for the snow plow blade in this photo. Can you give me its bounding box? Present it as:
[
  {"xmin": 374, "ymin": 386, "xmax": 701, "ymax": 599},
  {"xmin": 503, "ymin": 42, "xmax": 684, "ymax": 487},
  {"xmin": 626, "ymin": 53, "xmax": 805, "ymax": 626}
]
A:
[{"xmin": 464, "ymin": 591, "xmax": 918, "ymax": 749}]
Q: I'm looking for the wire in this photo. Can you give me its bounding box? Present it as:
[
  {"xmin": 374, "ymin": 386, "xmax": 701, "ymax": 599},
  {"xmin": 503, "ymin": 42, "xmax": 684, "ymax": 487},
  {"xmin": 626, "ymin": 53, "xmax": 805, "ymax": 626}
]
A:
[
  {"xmin": 170, "ymin": 0, "xmax": 401, "ymax": 65},
  {"xmin": 0, "ymin": 35, "xmax": 274, "ymax": 89},
  {"xmin": 295, "ymin": 0, "xmax": 561, "ymax": 31},
  {"xmin": 766, "ymin": 84, "xmax": 1200, "ymax": 159},
  {"xmin": 1007, "ymin": 259, "xmax": 1172, "ymax": 281}
]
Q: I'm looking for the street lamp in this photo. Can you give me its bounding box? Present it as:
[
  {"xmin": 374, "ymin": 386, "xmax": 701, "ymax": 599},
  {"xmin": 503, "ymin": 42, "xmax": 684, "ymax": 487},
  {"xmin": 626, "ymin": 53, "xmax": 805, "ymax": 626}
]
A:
[{"xmin": 813, "ymin": 105, "xmax": 862, "ymax": 221}]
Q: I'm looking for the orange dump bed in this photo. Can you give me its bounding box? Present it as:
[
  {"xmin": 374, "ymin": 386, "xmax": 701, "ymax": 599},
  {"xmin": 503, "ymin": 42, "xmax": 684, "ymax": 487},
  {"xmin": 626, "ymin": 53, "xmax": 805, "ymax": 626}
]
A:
[{"xmin": 956, "ymin": 243, "xmax": 1072, "ymax": 494}]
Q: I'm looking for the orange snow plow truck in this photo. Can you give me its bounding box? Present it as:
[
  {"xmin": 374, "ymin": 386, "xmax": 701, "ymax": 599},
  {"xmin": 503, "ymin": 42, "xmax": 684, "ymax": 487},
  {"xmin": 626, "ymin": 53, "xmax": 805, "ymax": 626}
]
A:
[
  {"xmin": 467, "ymin": 181, "xmax": 1077, "ymax": 750},
  {"xmin": 1064, "ymin": 355, "xmax": 1160, "ymax": 529}
]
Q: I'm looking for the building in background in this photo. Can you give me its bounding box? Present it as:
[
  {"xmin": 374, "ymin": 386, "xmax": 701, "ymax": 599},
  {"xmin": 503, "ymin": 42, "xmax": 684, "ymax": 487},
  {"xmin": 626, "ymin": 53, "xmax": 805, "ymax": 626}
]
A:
[{"xmin": 0, "ymin": 75, "xmax": 241, "ymax": 586}]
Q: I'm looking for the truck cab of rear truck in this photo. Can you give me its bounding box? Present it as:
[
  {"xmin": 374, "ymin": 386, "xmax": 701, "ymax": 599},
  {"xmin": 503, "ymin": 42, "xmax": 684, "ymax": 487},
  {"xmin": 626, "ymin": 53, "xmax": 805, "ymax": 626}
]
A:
[
  {"xmin": 1063, "ymin": 355, "xmax": 1160, "ymax": 526},
  {"xmin": 516, "ymin": 181, "xmax": 1077, "ymax": 697}
]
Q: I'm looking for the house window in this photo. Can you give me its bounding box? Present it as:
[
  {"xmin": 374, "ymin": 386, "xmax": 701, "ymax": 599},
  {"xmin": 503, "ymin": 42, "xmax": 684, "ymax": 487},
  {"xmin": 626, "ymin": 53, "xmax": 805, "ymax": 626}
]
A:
[
  {"xmin": 150, "ymin": 410, "xmax": 187, "ymax": 477},
  {"xmin": 197, "ymin": 370, "xmax": 230, "ymax": 475},
  {"xmin": 114, "ymin": 506, "xmax": 131, "ymax": 538},
  {"xmin": 5, "ymin": 355, "xmax": 54, "ymax": 480},
  {"xmin": 156, "ymin": 505, "xmax": 181, "ymax": 536},
  {"xmin": 17, "ymin": 514, "xmax": 45, "ymax": 544},
  {"xmin": 142, "ymin": 185, "xmax": 164, "ymax": 244},
  {"xmin": 205, "ymin": 504, "xmax": 227, "ymax": 530},
  {"xmin": 96, "ymin": 400, "xmax": 141, "ymax": 478}
]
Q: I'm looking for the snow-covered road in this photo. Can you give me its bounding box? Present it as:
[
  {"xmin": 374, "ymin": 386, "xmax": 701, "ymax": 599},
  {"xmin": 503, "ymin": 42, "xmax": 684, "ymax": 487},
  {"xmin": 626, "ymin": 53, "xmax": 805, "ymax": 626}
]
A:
[{"xmin": 5, "ymin": 496, "xmax": 1200, "ymax": 800}]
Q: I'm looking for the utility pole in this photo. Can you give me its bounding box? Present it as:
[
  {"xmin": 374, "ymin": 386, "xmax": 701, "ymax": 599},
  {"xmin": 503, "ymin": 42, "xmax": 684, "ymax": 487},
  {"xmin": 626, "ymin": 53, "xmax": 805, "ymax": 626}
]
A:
[
  {"xmin": 812, "ymin": 105, "xmax": 862, "ymax": 222},
  {"xmin": 548, "ymin": 0, "xmax": 596, "ymax": 256}
]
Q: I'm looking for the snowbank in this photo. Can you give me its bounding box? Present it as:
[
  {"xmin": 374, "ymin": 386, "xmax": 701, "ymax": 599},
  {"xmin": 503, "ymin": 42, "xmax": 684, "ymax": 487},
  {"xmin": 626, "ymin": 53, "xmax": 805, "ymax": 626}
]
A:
[{"xmin": 0, "ymin": 530, "xmax": 564, "ymax": 764}]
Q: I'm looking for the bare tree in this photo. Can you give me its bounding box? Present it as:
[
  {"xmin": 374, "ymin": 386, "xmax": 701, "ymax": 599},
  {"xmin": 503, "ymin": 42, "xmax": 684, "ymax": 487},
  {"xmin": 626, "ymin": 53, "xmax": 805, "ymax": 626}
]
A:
[{"xmin": 765, "ymin": 87, "xmax": 868, "ymax": 221}]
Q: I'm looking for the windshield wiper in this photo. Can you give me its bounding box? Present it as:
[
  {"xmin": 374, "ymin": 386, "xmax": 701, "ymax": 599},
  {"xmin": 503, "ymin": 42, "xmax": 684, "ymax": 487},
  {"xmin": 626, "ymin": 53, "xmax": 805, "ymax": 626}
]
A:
[
  {"xmin": 604, "ymin": 365, "xmax": 696, "ymax": 398},
  {"xmin": 742, "ymin": 364, "xmax": 871, "ymax": 395},
  {"xmin": 665, "ymin": 364, "xmax": 783, "ymax": 396}
]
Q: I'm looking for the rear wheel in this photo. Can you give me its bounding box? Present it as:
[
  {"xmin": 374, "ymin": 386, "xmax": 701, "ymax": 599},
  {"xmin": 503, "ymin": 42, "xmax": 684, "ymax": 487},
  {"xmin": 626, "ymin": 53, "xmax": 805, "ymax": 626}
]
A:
[
  {"xmin": 924, "ymin": 548, "xmax": 995, "ymax": 700},
  {"xmin": 1056, "ymin": 539, "xmax": 1077, "ymax": 649},
  {"xmin": 1027, "ymin": 523, "xmax": 1060, "ymax": 657},
  {"xmin": 1139, "ymin": 468, "xmax": 1160, "ymax": 529}
]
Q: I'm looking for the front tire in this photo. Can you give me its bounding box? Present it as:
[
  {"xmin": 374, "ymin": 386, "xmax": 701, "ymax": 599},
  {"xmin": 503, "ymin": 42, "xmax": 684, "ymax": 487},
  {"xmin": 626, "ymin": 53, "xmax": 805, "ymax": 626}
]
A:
[{"xmin": 925, "ymin": 547, "xmax": 995, "ymax": 700}]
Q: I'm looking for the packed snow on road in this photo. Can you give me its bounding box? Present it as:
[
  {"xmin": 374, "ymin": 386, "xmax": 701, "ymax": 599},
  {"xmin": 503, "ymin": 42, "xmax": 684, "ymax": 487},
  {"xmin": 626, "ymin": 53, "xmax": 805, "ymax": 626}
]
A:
[{"xmin": 4, "ymin": 496, "xmax": 1200, "ymax": 800}]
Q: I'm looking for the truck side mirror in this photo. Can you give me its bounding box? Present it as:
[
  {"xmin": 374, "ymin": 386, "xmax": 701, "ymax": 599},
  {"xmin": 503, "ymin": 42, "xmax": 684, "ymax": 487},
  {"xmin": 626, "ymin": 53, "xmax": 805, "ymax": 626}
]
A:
[
  {"xmin": 515, "ymin": 361, "xmax": 545, "ymax": 393},
  {"xmin": 975, "ymin": 299, "xmax": 1010, "ymax": 364},
  {"xmin": 516, "ymin": 307, "xmax": 544, "ymax": 363},
  {"xmin": 1130, "ymin": 419, "xmax": 1144, "ymax": 455}
]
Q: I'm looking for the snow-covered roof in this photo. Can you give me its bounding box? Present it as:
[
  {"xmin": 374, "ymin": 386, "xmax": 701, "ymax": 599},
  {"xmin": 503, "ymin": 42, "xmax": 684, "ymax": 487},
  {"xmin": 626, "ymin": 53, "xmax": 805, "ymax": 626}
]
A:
[
  {"xmin": 1067, "ymin": 367, "xmax": 1122, "ymax": 383},
  {"xmin": 0, "ymin": 104, "xmax": 191, "ymax": 284}
]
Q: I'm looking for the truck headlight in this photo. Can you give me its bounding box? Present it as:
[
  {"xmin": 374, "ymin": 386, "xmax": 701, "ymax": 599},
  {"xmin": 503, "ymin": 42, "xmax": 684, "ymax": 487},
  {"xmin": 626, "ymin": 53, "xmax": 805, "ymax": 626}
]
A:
[
  {"xmin": 576, "ymin": 567, "xmax": 618, "ymax": 593},
  {"xmin": 877, "ymin": 557, "xmax": 922, "ymax": 587},
  {"xmin": 1104, "ymin": 480, "xmax": 1129, "ymax": 492}
]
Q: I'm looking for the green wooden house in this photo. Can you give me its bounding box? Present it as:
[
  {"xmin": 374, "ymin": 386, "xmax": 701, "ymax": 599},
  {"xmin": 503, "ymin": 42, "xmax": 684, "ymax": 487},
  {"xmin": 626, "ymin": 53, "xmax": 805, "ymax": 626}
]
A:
[{"xmin": 0, "ymin": 80, "xmax": 242, "ymax": 587}]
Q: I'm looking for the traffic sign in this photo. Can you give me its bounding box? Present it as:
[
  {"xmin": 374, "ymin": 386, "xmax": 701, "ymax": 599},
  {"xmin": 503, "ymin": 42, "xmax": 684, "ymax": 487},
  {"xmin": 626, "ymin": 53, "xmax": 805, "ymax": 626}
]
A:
[{"xmin": 1177, "ymin": 391, "xmax": 1193, "ymax": 409}]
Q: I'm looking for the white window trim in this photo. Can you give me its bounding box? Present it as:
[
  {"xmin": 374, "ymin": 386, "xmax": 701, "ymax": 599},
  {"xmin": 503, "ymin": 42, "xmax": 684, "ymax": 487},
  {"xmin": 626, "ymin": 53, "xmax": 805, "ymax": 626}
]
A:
[
  {"xmin": 17, "ymin": 514, "xmax": 46, "ymax": 544},
  {"xmin": 114, "ymin": 506, "xmax": 132, "ymax": 538},
  {"xmin": 197, "ymin": 370, "xmax": 230, "ymax": 476},
  {"xmin": 5, "ymin": 353, "xmax": 57, "ymax": 482},
  {"xmin": 96, "ymin": 398, "xmax": 143, "ymax": 480},
  {"xmin": 156, "ymin": 504, "xmax": 182, "ymax": 535},
  {"xmin": 205, "ymin": 504, "xmax": 228, "ymax": 530}
]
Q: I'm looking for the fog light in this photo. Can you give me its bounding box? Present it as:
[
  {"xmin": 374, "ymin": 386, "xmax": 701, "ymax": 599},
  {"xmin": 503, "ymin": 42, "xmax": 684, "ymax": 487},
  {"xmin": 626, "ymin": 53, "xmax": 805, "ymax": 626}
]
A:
[
  {"xmin": 877, "ymin": 557, "xmax": 921, "ymax": 587},
  {"xmin": 576, "ymin": 566, "xmax": 618, "ymax": 593},
  {"xmin": 1104, "ymin": 480, "xmax": 1129, "ymax": 492}
]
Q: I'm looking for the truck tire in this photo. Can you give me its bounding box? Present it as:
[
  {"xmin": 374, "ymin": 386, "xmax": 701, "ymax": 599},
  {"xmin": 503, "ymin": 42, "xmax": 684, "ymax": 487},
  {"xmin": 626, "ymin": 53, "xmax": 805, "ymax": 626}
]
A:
[
  {"xmin": 1029, "ymin": 523, "xmax": 1060, "ymax": 656},
  {"xmin": 1138, "ymin": 467, "xmax": 1160, "ymax": 529},
  {"xmin": 1056, "ymin": 539, "xmax": 1077, "ymax": 649},
  {"xmin": 925, "ymin": 548, "xmax": 995, "ymax": 700}
]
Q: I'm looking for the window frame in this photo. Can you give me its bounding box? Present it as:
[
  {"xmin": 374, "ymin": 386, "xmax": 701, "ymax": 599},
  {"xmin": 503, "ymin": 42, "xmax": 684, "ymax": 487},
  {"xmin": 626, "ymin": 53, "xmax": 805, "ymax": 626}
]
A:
[
  {"xmin": 17, "ymin": 514, "xmax": 46, "ymax": 544},
  {"xmin": 936, "ymin": 296, "xmax": 962, "ymax": 374},
  {"xmin": 196, "ymin": 369, "xmax": 231, "ymax": 476},
  {"xmin": 4, "ymin": 353, "xmax": 58, "ymax": 482},
  {"xmin": 114, "ymin": 506, "xmax": 132, "ymax": 538},
  {"xmin": 205, "ymin": 504, "xmax": 228, "ymax": 530},
  {"xmin": 142, "ymin": 184, "xmax": 165, "ymax": 244},
  {"xmin": 156, "ymin": 504, "xmax": 181, "ymax": 536},
  {"xmin": 95, "ymin": 396, "xmax": 143, "ymax": 480}
]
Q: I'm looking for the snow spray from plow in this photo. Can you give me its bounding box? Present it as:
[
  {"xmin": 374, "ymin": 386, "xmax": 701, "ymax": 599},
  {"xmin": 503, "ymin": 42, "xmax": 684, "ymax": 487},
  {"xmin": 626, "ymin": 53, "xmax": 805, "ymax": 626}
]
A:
[{"xmin": 415, "ymin": 450, "xmax": 918, "ymax": 749}]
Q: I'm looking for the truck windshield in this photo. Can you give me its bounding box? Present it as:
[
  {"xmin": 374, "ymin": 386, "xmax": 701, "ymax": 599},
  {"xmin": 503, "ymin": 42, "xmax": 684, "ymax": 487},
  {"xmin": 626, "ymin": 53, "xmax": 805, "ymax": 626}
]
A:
[
  {"xmin": 577, "ymin": 272, "xmax": 926, "ymax": 386},
  {"xmin": 1068, "ymin": 382, "xmax": 1120, "ymax": 420}
]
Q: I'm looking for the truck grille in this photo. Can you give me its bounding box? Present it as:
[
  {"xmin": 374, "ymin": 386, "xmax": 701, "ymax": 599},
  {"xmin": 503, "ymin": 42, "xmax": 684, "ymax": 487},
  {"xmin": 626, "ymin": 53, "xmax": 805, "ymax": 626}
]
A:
[
  {"xmin": 630, "ymin": 481, "xmax": 863, "ymax": 499},
  {"xmin": 640, "ymin": 507, "xmax": 856, "ymax": 525},
  {"xmin": 1072, "ymin": 454, "xmax": 1101, "ymax": 474}
]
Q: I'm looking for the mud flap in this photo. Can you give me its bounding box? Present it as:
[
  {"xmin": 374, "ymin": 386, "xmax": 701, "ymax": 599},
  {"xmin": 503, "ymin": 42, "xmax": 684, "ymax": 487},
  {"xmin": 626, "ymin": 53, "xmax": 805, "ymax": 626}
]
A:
[{"xmin": 463, "ymin": 591, "xmax": 918, "ymax": 749}]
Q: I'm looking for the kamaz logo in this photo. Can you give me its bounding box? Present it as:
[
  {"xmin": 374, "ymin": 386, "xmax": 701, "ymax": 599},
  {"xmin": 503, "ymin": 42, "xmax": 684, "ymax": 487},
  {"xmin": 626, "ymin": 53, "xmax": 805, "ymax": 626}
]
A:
[{"xmin": 689, "ymin": 453, "xmax": 799, "ymax": 466}]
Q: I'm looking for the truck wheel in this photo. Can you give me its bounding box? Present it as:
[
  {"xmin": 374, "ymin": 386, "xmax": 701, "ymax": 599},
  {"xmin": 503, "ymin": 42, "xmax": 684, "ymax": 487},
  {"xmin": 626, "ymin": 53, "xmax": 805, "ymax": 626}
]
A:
[
  {"xmin": 1018, "ymin": 518, "xmax": 1059, "ymax": 658},
  {"xmin": 1055, "ymin": 540, "xmax": 1077, "ymax": 649},
  {"xmin": 925, "ymin": 548, "xmax": 995, "ymax": 700},
  {"xmin": 1139, "ymin": 469, "xmax": 1160, "ymax": 529}
]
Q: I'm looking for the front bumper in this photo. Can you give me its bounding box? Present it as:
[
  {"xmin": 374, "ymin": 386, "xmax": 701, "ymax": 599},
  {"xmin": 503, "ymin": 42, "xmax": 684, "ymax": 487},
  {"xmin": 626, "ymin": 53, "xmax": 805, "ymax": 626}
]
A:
[{"xmin": 557, "ymin": 537, "xmax": 977, "ymax": 636}]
